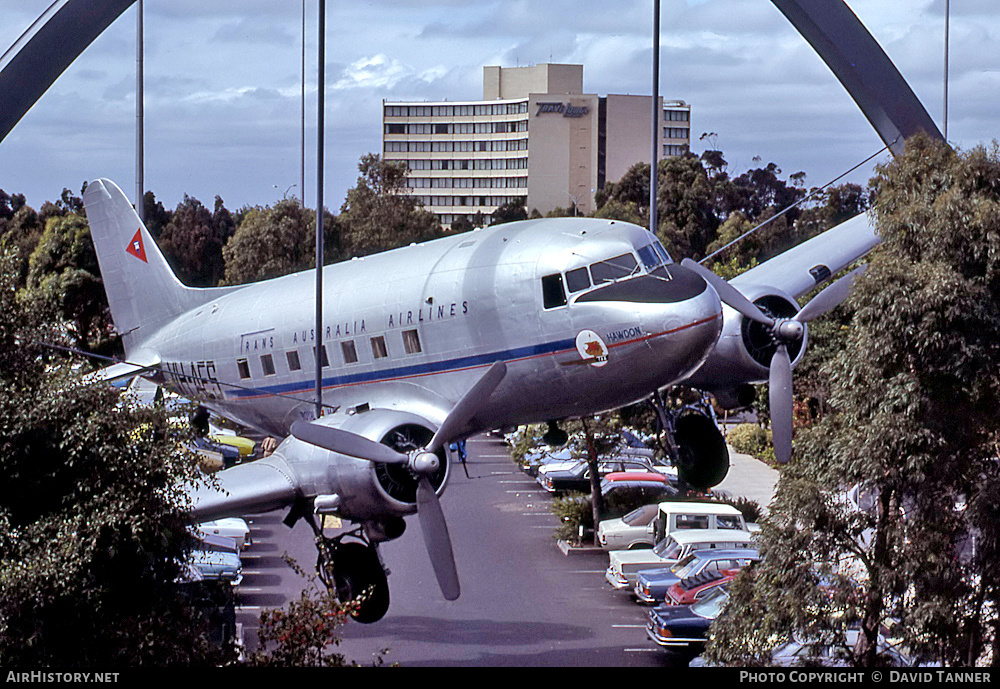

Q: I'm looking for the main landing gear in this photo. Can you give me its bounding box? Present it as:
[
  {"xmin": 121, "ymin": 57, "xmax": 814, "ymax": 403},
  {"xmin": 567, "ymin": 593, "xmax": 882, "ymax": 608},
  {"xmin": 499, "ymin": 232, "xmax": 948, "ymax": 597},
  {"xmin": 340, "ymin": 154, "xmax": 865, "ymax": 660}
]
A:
[{"xmin": 308, "ymin": 519, "xmax": 392, "ymax": 624}]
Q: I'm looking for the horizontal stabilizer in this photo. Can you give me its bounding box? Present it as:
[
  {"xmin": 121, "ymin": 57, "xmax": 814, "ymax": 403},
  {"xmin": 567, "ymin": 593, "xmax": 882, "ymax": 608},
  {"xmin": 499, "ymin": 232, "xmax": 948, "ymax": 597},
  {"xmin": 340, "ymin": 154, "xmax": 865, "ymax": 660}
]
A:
[{"xmin": 82, "ymin": 350, "xmax": 161, "ymax": 385}]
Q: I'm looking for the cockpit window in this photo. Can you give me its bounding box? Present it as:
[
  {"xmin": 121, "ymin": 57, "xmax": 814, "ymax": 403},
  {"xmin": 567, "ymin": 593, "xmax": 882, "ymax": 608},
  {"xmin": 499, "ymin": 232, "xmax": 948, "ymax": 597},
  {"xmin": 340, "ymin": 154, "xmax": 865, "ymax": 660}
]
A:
[
  {"xmin": 590, "ymin": 253, "xmax": 639, "ymax": 284},
  {"xmin": 637, "ymin": 244, "xmax": 659, "ymax": 270},
  {"xmin": 542, "ymin": 273, "xmax": 568, "ymax": 309},
  {"xmin": 566, "ymin": 266, "xmax": 591, "ymax": 293},
  {"xmin": 653, "ymin": 241, "xmax": 673, "ymax": 264}
]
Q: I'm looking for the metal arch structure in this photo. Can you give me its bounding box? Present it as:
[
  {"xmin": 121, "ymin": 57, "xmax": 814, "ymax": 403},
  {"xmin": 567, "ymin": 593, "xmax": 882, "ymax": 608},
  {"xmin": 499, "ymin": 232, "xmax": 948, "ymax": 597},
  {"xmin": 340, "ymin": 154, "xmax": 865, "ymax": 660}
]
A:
[
  {"xmin": 770, "ymin": 0, "xmax": 944, "ymax": 153},
  {"xmin": 0, "ymin": 0, "xmax": 945, "ymax": 156},
  {"xmin": 0, "ymin": 0, "xmax": 135, "ymax": 143}
]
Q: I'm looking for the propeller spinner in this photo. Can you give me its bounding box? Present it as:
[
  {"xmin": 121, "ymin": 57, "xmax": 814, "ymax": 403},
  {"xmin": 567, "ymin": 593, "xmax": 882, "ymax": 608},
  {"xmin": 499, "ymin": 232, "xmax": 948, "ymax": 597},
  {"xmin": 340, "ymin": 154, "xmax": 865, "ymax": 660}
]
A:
[
  {"xmin": 681, "ymin": 259, "xmax": 865, "ymax": 464},
  {"xmin": 290, "ymin": 361, "xmax": 507, "ymax": 601}
]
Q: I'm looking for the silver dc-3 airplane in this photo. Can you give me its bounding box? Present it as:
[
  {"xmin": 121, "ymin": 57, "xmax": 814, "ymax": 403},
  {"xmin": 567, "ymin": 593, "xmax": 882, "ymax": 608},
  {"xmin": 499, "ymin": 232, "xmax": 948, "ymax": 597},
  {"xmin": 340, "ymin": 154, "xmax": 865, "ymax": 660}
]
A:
[{"xmin": 82, "ymin": 177, "xmax": 878, "ymax": 622}]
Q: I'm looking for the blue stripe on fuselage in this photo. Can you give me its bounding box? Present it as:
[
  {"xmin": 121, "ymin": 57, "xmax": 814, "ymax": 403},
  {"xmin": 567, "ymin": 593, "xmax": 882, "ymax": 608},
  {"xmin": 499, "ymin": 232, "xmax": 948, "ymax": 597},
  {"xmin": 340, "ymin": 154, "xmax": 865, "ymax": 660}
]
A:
[{"xmin": 227, "ymin": 336, "xmax": 577, "ymax": 400}]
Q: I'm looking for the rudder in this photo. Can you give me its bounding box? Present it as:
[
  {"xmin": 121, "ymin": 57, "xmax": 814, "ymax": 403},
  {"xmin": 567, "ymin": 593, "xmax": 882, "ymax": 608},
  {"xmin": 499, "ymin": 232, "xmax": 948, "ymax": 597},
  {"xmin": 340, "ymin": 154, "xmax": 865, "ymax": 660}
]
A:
[{"xmin": 83, "ymin": 178, "xmax": 233, "ymax": 352}]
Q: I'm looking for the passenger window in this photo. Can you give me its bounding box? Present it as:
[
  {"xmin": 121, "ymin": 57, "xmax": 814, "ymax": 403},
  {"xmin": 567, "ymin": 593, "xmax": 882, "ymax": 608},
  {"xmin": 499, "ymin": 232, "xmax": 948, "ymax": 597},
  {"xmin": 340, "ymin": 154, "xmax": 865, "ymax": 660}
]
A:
[
  {"xmin": 341, "ymin": 340, "xmax": 358, "ymax": 364},
  {"xmin": 237, "ymin": 358, "xmax": 251, "ymax": 380},
  {"xmin": 371, "ymin": 335, "xmax": 389, "ymax": 359},
  {"xmin": 312, "ymin": 345, "xmax": 330, "ymax": 368},
  {"xmin": 590, "ymin": 253, "xmax": 638, "ymax": 284},
  {"xmin": 565, "ymin": 266, "xmax": 591, "ymax": 293},
  {"xmin": 402, "ymin": 329, "xmax": 422, "ymax": 354},
  {"xmin": 260, "ymin": 354, "xmax": 276, "ymax": 376},
  {"xmin": 286, "ymin": 350, "xmax": 301, "ymax": 371},
  {"xmin": 541, "ymin": 274, "xmax": 567, "ymax": 309}
]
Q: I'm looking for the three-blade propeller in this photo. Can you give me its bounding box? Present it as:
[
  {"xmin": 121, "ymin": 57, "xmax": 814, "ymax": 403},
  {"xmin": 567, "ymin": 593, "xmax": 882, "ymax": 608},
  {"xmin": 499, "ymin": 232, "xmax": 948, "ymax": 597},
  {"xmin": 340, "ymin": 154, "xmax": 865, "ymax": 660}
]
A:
[
  {"xmin": 681, "ymin": 258, "xmax": 865, "ymax": 464},
  {"xmin": 290, "ymin": 361, "xmax": 507, "ymax": 601}
]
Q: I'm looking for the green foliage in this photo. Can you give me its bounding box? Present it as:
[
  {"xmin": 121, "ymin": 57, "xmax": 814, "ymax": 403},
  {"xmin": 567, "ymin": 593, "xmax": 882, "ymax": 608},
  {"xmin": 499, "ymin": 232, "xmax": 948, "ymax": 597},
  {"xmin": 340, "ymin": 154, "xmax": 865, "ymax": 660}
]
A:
[
  {"xmin": 0, "ymin": 247, "xmax": 232, "ymax": 666},
  {"xmin": 248, "ymin": 582, "xmax": 356, "ymax": 667},
  {"xmin": 222, "ymin": 199, "xmax": 337, "ymax": 285},
  {"xmin": 551, "ymin": 493, "xmax": 591, "ymax": 544},
  {"xmin": 158, "ymin": 194, "xmax": 236, "ymax": 287},
  {"xmin": 725, "ymin": 423, "xmax": 775, "ymax": 465},
  {"xmin": 339, "ymin": 154, "xmax": 444, "ymax": 257},
  {"xmin": 22, "ymin": 213, "xmax": 115, "ymax": 355},
  {"xmin": 708, "ymin": 135, "xmax": 1000, "ymax": 667}
]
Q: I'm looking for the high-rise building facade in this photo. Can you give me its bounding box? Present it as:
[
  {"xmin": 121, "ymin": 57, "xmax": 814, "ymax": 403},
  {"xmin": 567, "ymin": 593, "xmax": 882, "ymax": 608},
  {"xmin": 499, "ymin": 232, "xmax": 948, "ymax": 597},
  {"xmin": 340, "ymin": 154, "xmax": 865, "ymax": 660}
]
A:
[{"xmin": 382, "ymin": 64, "xmax": 690, "ymax": 228}]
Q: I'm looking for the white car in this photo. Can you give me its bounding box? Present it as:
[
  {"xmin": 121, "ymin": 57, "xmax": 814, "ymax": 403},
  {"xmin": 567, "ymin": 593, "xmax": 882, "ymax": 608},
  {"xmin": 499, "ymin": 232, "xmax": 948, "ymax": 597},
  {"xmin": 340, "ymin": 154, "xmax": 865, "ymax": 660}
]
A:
[
  {"xmin": 599, "ymin": 501, "xmax": 748, "ymax": 552},
  {"xmin": 605, "ymin": 529, "xmax": 754, "ymax": 590},
  {"xmin": 597, "ymin": 503, "xmax": 661, "ymax": 551},
  {"xmin": 192, "ymin": 518, "xmax": 251, "ymax": 548}
]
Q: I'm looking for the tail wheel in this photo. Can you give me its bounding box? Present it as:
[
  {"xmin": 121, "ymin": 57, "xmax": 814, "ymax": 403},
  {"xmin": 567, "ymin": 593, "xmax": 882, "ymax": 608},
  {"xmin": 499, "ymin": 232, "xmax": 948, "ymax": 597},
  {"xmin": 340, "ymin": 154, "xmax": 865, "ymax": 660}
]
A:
[{"xmin": 333, "ymin": 542, "xmax": 390, "ymax": 624}]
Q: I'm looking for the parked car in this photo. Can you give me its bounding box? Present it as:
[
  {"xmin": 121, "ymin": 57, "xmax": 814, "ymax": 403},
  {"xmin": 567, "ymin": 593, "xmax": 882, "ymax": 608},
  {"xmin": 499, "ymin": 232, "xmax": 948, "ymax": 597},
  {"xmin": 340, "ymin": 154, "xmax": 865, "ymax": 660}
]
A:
[
  {"xmin": 521, "ymin": 446, "xmax": 575, "ymax": 476},
  {"xmin": 193, "ymin": 518, "xmax": 251, "ymax": 548},
  {"xmin": 606, "ymin": 529, "xmax": 754, "ymax": 590},
  {"xmin": 599, "ymin": 500, "xmax": 748, "ymax": 552},
  {"xmin": 664, "ymin": 569, "xmax": 738, "ymax": 606},
  {"xmin": 634, "ymin": 548, "xmax": 759, "ymax": 603},
  {"xmin": 597, "ymin": 503, "xmax": 662, "ymax": 551},
  {"xmin": 647, "ymin": 586, "xmax": 729, "ymax": 653},
  {"xmin": 690, "ymin": 628, "xmax": 919, "ymax": 667},
  {"xmin": 537, "ymin": 458, "xmax": 662, "ymax": 493},
  {"xmin": 182, "ymin": 548, "xmax": 244, "ymax": 586}
]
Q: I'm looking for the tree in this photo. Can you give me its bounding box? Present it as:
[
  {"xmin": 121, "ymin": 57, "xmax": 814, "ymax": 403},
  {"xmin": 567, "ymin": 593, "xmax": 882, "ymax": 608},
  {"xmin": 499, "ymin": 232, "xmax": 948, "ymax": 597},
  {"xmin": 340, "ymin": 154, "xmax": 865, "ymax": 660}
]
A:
[
  {"xmin": 23, "ymin": 212, "xmax": 115, "ymax": 355},
  {"xmin": 0, "ymin": 247, "xmax": 234, "ymax": 666},
  {"xmin": 158, "ymin": 195, "xmax": 236, "ymax": 287},
  {"xmin": 707, "ymin": 135, "xmax": 1000, "ymax": 667},
  {"xmin": 338, "ymin": 154, "xmax": 444, "ymax": 257},
  {"xmin": 221, "ymin": 198, "xmax": 338, "ymax": 285}
]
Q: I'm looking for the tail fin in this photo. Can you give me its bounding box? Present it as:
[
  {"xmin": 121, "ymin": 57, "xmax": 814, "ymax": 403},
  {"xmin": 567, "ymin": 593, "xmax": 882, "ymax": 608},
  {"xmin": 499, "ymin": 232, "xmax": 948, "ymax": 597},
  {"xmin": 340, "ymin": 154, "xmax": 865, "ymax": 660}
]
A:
[{"xmin": 84, "ymin": 178, "xmax": 235, "ymax": 351}]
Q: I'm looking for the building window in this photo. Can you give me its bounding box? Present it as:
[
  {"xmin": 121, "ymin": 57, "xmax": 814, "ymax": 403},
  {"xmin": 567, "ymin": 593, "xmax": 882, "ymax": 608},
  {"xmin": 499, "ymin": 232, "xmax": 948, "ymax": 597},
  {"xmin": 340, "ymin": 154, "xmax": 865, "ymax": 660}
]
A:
[
  {"xmin": 541, "ymin": 274, "xmax": 567, "ymax": 309},
  {"xmin": 402, "ymin": 329, "xmax": 422, "ymax": 354},
  {"xmin": 341, "ymin": 340, "xmax": 359, "ymax": 364},
  {"xmin": 371, "ymin": 336, "xmax": 389, "ymax": 359},
  {"xmin": 286, "ymin": 350, "xmax": 302, "ymax": 371},
  {"xmin": 237, "ymin": 358, "xmax": 251, "ymax": 380}
]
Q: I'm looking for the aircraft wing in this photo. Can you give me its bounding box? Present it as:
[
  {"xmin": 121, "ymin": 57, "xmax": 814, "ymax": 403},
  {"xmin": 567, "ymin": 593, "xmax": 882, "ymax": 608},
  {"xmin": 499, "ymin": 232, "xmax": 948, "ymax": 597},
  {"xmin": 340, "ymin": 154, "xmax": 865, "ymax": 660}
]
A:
[
  {"xmin": 729, "ymin": 212, "xmax": 879, "ymax": 300},
  {"xmin": 184, "ymin": 455, "xmax": 300, "ymax": 523}
]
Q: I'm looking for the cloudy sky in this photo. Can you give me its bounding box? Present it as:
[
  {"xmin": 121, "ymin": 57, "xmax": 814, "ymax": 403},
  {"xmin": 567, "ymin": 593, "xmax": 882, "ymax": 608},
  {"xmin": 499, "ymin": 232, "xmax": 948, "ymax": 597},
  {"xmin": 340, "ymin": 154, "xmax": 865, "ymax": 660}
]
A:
[{"xmin": 0, "ymin": 0, "xmax": 996, "ymax": 215}]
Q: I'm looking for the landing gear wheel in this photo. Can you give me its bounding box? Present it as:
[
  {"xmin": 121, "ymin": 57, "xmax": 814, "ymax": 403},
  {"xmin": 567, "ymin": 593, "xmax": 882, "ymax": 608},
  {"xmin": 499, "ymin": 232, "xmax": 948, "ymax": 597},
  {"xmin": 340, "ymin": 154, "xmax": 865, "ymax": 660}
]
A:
[
  {"xmin": 332, "ymin": 542, "xmax": 391, "ymax": 624},
  {"xmin": 675, "ymin": 413, "xmax": 729, "ymax": 491}
]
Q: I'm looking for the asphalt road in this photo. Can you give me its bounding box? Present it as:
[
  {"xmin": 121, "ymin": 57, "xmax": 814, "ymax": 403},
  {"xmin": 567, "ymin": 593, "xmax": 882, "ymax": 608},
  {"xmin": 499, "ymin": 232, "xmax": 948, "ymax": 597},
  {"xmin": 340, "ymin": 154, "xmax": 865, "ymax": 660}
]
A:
[{"xmin": 233, "ymin": 434, "xmax": 693, "ymax": 667}]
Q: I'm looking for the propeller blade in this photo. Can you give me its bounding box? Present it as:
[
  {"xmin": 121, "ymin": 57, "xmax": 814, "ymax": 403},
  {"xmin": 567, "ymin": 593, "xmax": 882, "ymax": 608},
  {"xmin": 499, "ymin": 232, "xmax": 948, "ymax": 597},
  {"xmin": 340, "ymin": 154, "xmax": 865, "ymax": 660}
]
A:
[
  {"xmin": 290, "ymin": 421, "xmax": 408, "ymax": 464},
  {"xmin": 427, "ymin": 361, "xmax": 507, "ymax": 452},
  {"xmin": 795, "ymin": 265, "xmax": 868, "ymax": 324},
  {"xmin": 769, "ymin": 344, "xmax": 794, "ymax": 465},
  {"xmin": 681, "ymin": 258, "xmax": 774, "ymax": 326},
  {"xmin": 416, "ymin": 476, "xmax": 460, "ymax": 600}
]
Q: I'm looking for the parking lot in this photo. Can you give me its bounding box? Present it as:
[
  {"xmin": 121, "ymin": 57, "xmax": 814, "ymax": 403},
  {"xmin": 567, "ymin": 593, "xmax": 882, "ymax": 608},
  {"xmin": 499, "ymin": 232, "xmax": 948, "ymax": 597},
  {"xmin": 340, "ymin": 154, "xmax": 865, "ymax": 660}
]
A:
[{"xmin": 227, "ymin": 433, "xmax": 762, "ymax": 666}]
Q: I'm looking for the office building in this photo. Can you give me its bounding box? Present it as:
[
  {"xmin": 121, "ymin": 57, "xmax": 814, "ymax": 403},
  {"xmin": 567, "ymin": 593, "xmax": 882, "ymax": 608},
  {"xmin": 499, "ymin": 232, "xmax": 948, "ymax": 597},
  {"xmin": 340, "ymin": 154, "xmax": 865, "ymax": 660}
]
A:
[{"xmin": 382, "ymin": 64, "xmax": 690, "ymax": 228}]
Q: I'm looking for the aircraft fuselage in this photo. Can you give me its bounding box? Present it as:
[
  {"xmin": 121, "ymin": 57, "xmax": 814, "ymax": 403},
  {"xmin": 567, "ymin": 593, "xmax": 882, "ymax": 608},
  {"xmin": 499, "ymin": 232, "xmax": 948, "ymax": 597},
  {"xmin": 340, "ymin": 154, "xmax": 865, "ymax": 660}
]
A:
[{"xmin": 144, "ymin": 217, "xmax": 722, "ymax": 439}]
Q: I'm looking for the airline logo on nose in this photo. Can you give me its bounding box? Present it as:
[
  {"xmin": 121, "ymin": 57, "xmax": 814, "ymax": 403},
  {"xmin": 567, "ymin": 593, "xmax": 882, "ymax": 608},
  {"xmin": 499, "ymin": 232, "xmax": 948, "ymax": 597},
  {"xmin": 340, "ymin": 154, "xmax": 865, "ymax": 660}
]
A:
[
  {"xmin": 125, "ymin": 229, "xmax": 147, "ymax": 263},
  {"xmin": 575, "ymin": 330, "xmax": 609, "ymax": 367}
]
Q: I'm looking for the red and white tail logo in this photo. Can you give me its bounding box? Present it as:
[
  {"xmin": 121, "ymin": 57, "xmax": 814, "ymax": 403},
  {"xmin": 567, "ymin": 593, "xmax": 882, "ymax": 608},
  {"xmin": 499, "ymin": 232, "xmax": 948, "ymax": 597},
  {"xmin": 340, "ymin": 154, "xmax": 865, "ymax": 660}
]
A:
[{"xmin": 125, "ymin": 228, "xmax": 147, "ymax": 263}]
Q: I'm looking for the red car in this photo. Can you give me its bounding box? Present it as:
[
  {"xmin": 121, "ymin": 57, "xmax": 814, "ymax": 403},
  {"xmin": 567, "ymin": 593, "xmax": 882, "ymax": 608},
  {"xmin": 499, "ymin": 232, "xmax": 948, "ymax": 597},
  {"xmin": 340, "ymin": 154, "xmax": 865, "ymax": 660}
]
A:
[{"xmin": 664, "ymin": 569, "xmax": 739, "ymax": 606}]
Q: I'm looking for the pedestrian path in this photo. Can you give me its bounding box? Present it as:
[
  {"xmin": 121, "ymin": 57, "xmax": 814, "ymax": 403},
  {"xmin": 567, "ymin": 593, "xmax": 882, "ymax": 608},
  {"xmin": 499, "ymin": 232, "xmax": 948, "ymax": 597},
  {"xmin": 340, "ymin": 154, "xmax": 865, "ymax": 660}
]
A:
[{"xmin": 713, "ymin": 446, "xmax": 779, "ymax": 513}]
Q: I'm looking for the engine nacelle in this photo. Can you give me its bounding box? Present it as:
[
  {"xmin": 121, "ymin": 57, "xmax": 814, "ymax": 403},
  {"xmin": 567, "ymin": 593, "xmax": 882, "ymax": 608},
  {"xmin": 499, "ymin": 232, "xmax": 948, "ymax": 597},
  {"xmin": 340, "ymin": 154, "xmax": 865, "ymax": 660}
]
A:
[
  {"xmin": 681, "ymin": 284, "xmax": 807, "ymax": 409},
  {"xmin": 272, "ymin": 409, "xmax": 449, "ymax": 529}
]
